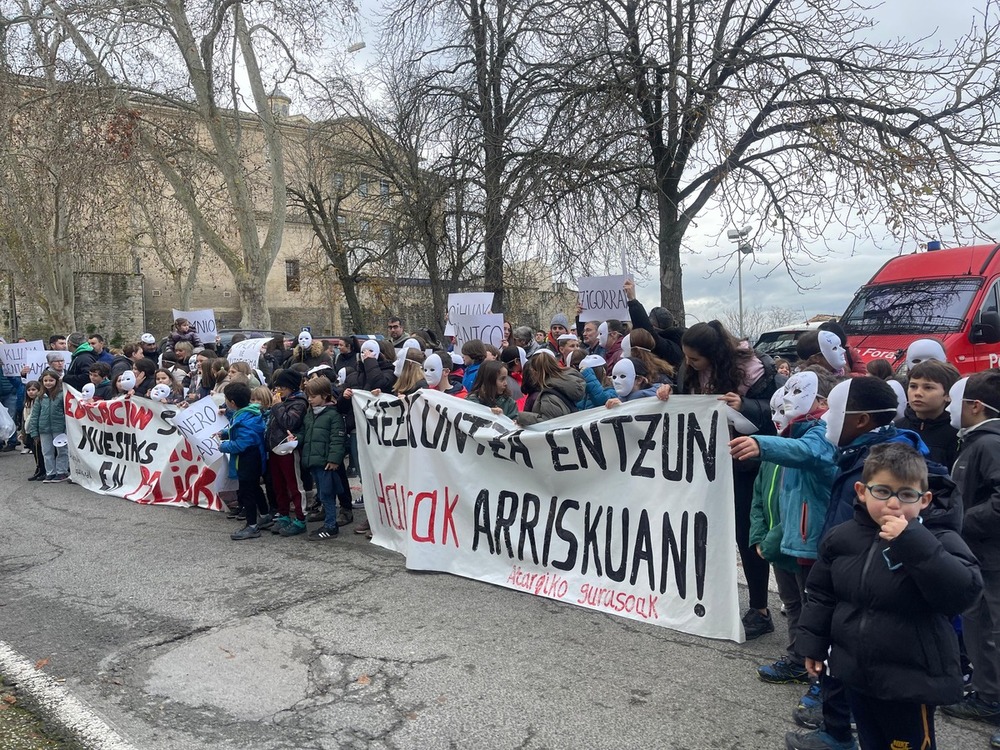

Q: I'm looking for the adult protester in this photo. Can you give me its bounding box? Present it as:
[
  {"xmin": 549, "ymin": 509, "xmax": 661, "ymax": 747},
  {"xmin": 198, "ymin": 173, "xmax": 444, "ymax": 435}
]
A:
[
  {"xmin": 285, "ymin": 330, "xmax": 332, "ymax": 369},
  {"xmin": 601, "ymin": 319, "xmax": 628, "ymax": 369},
  {"xmin": 87, "ymin": 334, "xmax": 115, "ymax": 366},
  {"xmin": 387, "ymin": 316, "xmax": 410, "ymax": 348},
  {"xmin": 623, "ymin": 279, "xmax": 684, "ymax": 369},
  {"xmin": 544, "ymin": 313, "xmax": 571, "ymax": 353},
  {"xmin": 139, "ymin": 333, "xmax": 160, "ymax": 358},
  {"xmin": 516, "ymin": 351, "xmax": 585, "ymax": 426},
  {"xmin": 63, "ymin": 332, "xmax": 98, "ymax": 391},
  {"xmin": 578, "ymin": 319, "xmax": 605, "ymax": 357},
  {"xmin": 49, "ymin": 334, "xmax": 67, "ymax": 351},
  {"xmin": 511, "ymin": 326, "xmax": 540, "ymax": 357}
]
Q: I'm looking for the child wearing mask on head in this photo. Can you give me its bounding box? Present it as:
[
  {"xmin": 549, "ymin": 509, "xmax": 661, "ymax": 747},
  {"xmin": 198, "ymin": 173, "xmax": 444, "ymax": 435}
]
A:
[
  {"xmin": 798, "ymin": 443, "xmax": 981, "ymax": 750},
  {"xmin": 297, "ymin": 376, "xmax": 346, "ymax": 541},
  {"xmin": 729, "ymin": 367, "xmax": 840, "ymax": 677},
  {"xmin": 604, "ymin": 357, "xmax": 658, "ymax": 407}
]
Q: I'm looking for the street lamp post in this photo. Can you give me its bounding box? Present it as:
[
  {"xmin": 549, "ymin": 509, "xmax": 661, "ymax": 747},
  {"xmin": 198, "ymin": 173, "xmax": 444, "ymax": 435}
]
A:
[{"xmin": 726, "ymin": 225, "xmax": 754, "ymax": 340}]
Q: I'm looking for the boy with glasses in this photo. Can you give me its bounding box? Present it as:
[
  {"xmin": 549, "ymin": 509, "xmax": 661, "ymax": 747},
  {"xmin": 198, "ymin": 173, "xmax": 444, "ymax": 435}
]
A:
[
  {"xmin": 943, "ymin": 370, "xmax": 1000, "ymax": 740},
  {"xmin": 798, "ymin": 442, "xmax": 981, "ymax": 750}
]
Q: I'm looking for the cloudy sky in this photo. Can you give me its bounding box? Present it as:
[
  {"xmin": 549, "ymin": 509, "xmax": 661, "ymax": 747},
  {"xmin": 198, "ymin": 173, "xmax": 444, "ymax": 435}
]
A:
[{"xmin": 628, "ymin": 0, "xmax": 1000, "ymax": 324}]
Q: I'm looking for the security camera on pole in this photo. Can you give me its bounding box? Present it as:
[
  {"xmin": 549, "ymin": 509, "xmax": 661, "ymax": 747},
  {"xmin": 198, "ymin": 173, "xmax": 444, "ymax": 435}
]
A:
[{"xmin": 726, "ymin": 225, "xmax": 754, "ymax": 341}]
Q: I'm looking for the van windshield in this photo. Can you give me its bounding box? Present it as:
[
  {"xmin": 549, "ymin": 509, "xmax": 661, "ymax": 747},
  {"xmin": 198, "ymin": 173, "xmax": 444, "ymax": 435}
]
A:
[{"xmin": 840, "ymin": 279, "xmax": 981, "ymax": 335}]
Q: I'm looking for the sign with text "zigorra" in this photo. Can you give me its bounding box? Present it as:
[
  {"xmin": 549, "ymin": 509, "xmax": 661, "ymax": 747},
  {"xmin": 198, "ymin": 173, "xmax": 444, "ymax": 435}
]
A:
[{"xmin": 352, "ymin": 389, "xmax": 742, "ymax": 641}]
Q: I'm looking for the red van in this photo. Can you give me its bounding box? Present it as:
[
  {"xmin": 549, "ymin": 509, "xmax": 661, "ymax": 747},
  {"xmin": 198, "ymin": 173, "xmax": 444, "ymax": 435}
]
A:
[{"xmin": 840, "ymin": 243, "xmax": 1000, "ymax": 375}]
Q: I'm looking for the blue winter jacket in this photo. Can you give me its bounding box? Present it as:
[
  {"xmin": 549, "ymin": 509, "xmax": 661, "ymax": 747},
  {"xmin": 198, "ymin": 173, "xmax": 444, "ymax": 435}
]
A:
[
  {"xmin": 462, "ymin": 361, "xmax": 481, "ymax": 392},
  {"xmin": 576, "ymin": 368, "xmax": 616, "ymax": 410},
  {"xmin": 753, "ymin": 416, "xmax": 837, "ymax": 560},
  {"xmin": 219, "ymin": 404, "xmax": 267, "ymax": 480},
  {"xmin": 623, "ymin": 385, "xmax": 660, "ymax": 401}
]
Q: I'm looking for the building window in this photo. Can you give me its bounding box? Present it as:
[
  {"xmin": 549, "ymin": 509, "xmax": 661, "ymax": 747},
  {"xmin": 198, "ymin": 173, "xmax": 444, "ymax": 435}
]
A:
[
  {"xmin": 380, "ymin": 179, "xmax": 390, "ymax": 201},
  {"xmin": 359, "ymin": 219, "xmax": 371, "ymax": 237},
  {"xmin": 359, "ymin": 174, "xmax": 369, "ymax": 197},
  {"xmin": 285, "ymin": 259, "xmax": 301, "ymax": 292},
  {"xmin": 333, "ymin": 172, "xmax": 345, "ymax": 191}
]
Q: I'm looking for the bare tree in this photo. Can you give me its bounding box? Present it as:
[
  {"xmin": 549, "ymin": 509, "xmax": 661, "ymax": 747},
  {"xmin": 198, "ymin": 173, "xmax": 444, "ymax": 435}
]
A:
[
  {"xmin": 552, "ymin": 0, "xmax": 1000, "ymax": 321},
  {"xmin": 719, "ymin": 305, "xmax": 807, "ymax": 345}
]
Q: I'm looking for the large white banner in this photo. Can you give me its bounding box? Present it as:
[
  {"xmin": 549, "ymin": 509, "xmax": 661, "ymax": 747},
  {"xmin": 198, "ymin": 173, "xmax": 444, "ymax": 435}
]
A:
[
  {"xmin": 172, "ymin": 308, "xmax": 217, "ymax": 341},
  {"xmin": 63, "ymin": 387, "xmax": 227, "ymax": 510},
  {"xmin": 352, "ymin": 390, "xmax": 742, "ymax": 641},
  {"xmin": 0, "ymin": 340, "xmax": 43, "ymax": 376},
  {"xmin": 577, "ymin": 275, "xmax": 630, "ymax": 323}
]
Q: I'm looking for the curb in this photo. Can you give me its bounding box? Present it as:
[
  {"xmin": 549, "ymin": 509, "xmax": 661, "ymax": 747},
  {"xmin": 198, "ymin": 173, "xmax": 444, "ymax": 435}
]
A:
[{"xmin": 0, "ymin": 641, "xmax": 135, "ymax": 750}]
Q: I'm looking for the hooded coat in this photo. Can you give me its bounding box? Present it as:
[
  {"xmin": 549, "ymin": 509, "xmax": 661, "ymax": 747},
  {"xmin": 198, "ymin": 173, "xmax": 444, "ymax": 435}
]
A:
[
  {"xmin": 285, "ymin": 341, "xmax": 333, "ymax": 369},
  {"xmin": 895, "ymin": 405, "xmax": 959, "ymax": 470},
  {"xmin": 797, "ymin": 488, "xmax": 981, "ymax": 706},
  {"xmin": 516, "ymin": 369, "xmax": 586, "ymax": 426},
  {"xmin": 951, "ymin": 418, "xmax": 1000, "ymax": 570},
  {"xmin": 64, "ymin": 343, "xmax": 98, "ymax": 391},
  {"xmin": 219, "ymin": 404, "xmax": 267, "ymax": 480}
]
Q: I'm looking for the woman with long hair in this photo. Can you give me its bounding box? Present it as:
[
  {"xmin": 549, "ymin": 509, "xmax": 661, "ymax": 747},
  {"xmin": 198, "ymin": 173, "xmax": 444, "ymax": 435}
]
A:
[
  {"xmin": 466, "ymin": 360, "xmax": 518, "ymax": 418},
  {"xmin": 516, "ymin": 352, "xmax": 585, "ymax": 426}
]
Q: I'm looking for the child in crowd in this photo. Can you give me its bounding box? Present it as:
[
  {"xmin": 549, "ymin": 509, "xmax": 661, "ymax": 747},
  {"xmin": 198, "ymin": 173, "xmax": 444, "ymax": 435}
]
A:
[
  {"xmin": 22, "ymin": 380, "xmax": 45, "ymax": 480},
  {"xmin": 865, "ymin": 358, "xmax": 894, "ymax": 380},
  {"xmin": 217, "ymin": 382, "xmax": 268, "ymax": 541},
  {"xmin": 605, "ymin": 357, "xmax": 659, "ymax": 406},
  {"xmin": 250, "ymin": 385, "xmax": 278, "ymax": 520},
  {"xmin": 798, "ymin": 443, "xmax": 981, "ymax": 750},
  {"xmin": 423, "ymin": 351, "xmax": 467, "ymax": 398},
  {"xmin": 152, "ymin": 369, "xmax": 185, "ymax": 404},
  {"xmin": 266, "ymin": 369, "xmax": 309, "ymax": 537},
  {"xmin": 730, "ymin": 367, "xmax": 839, "ymax": 671},
  {"xmin": 942, "ymin": 370, "xmax": 1000, "ymax": 741},
  {"xmin": 461, "ymin": 339, "xmax": 487, "ymax": 391},
  {"xmin": 573, "ymin": 352, "xmax": 616, "ymax": 410},
  {"xmin": 774, "ymin": 358, "xmax": 791, "ymax": 381},
  {"xmin": 894, "ymin": 359, "xmax": 960, "ymax": 469},
  {"xmin": 87, "ymin": 363, "xmax": 114, "ymax": 400},
  {"xmin": 785, "ymin": 376, "xmax": 959, "ymax": 750},
  {"xmin": 466, "ymin": 360, "xmax": 519, "ymax": 418},
  {"xmin": 27, "ymin": 369, "xmax": 69, "ymax": 483},
  {"xmin": 298, "ymin": 376, "xmax": 347, "ymax": 541},
  {"xmin": 393, "ymin": 349, "xmax": 427, "ymax": 396}
]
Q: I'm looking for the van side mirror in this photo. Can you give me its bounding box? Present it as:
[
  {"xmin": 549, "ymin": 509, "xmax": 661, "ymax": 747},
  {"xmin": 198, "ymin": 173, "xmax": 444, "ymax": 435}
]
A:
[{"xmin": 971, "ymin": 311, "xmax": 1000, "ymax": 344}]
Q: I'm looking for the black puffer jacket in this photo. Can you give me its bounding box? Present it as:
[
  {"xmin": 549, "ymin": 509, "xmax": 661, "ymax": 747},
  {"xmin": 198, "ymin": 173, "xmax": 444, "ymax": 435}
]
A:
[
  {"xmin": 952, "ymin": 419, "xmax": 1000, "ymax": 570},
  {"xmin": 798, "ymin": 493, "xmax": 981, "ymax": 706},
  {"xmin": 626, "ymin": 299, "xmax": 684, "ymax": 369},
  {"xmin": 336, "ymin": 357, "xmax": 397, "ymax": 432},
  {"xmin": 895, "ymin": 406, "xmax": 959, "ymax": 470},
  {"xmin": 266, "ymin": 392, "xmax": 308, "ymax": 450},
  {"xmin": 284, "ymin": 341, "xmax": 333, "ymax": 369}
]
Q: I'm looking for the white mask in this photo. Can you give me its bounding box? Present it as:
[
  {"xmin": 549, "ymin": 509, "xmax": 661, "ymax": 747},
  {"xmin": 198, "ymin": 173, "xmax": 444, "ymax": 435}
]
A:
[
  {"xmin": 361, "ymin": 340, "xmax": 380, "ymax": 358},
  {"xmin": 81, "ymin": 383, "xmax": 95, "ymax": 400},
  {"xmin": 782, "ymin": 371, "xmax": 819, "ymax": 421},
  {"xmin": 337, "ymin": 368, "xmax": 347, "ymax": 386},
  {"xmin": 620, "ymin": 333, "xmax": 632, "ymax": 359},
  {"xmin": 886, "ymin": 379, "xmax": 907, "ymax": 421},
  {"xmin": 517, "ymin": 347, "xmax": 527, "ymax": 369},
  {"xmin": 402, "ymin": 338, "xmax": 421, "ymax": 352},
  {"xmin": 423, "ymin": 354, "xmax": 444, "ymax": 387},
  {"xmin": 818, "ymin": 331, "xmax": 846, "ymax": 370},
  {"xmin": 150, "ymin": 384, "xmax": 172, "ymax": 401},
  {"xmin": 393, "ymin": 349, "xmax": 409, "ymax": 378},
  {"xmin": 947, "ymin": 377, "xmax": 968, "ymax": 431},
  {"xmin": 118, "ymin": 371, "xmax": 136, "ymax": 392},
  {"xmin": 298, "ymin": 330, "xmax": 313, "ymax": 349},
  {"xmin": 580, "ymin": 354, "xmax": 606, "ymax": 370},
  {"xmin": 770, "ymin": 389, "xmax": 788, "ymax": 433},
  {"xmin": 822, "ymin": 379, "xmax": 898, "ymax": 446},
  {"xmin": 188, "ymin": 355, "xmax": 198, "ymax": 372},
  {"xmin": 611, "ymin": 358, "xmax": 636, "ymax": 397},
  {"xmin": 906, "ymin": 338, "xmax": 946, "ymax": 369},
  {"xmin": 598, "ymin": 322, "xmax": 609, "ymax": 348}
]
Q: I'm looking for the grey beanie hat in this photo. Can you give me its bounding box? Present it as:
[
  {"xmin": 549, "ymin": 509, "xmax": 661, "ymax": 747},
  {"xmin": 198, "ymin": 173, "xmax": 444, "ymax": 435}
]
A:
[{"xmin": 550, "ymin": 313, "xmax": 570, "ymax": 329}]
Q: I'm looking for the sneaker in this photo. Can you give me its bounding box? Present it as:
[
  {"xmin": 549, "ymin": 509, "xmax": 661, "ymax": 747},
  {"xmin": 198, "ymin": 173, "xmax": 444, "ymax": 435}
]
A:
[
  {"xmin": 231, "ymin": 524, "xmax": 261, "ymax": 541},
  {"xmin": 270, "ymin": 515, "xmax": 290, "ymax": 534},
  {"xmin": 257, "ymin": 514, "xmax": 275, "ymax": 530},
  {"xmin": 784, "ymin": 729, "xmax": 856, "ymax": 750},
  {"xmin": 355, "ymin": 518, "xmax": 371, "ymax": 535},
  {"xmin": 758, "ymin": 657, "xmax": 810, "ymax": 685},
  {"xmin": 941, "ymin": 691, "xmax": 1000, "ymax": 724},
  {"xmin": 27, "ymin": 473, "xmax": 45, "ymax": 481},
  {"xmin": 52, "ymin": 473, "xmax": 70, "ymax": 483},
  {"xmin": 742, "ymin": 608, "xmax": 775, "ymax": 640},
  {"xmin": 226, "ymin": 507, "xmax": 245, "ymax": 520},
  {"xmin": 991, "ymin": 729, "xmax": 1000, "ymax": 749},
  {"xmin": 307, "ymin": 525, "xmax": 339, "ymax": 541},
  {"xmin": 20, "ymin": 447, "xmax": 31, "ymax": 454},
  {"xmin": 793, "ymin": 682, "xmax": 823, "ymax": 729},
  {"xmin": 337, "ymin": 509, "xmax": 354, "ymax": 527},
  {"xmin": 305, "ymin": 510, "xmax": 326, "ymax": 523},
  {"xmin": 41, "ymin": 474, "xmax": 57, "ymax": 483},
  {"xmin": 278, "ymin": 519, "xmax": 307, "ymax": 536},
  {"xmin": 353, "ymin": 494, "xmax": 365, "ymax": 508}
]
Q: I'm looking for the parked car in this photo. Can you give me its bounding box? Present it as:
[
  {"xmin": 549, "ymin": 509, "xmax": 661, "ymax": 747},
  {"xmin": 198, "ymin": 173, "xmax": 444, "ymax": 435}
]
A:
[
  {"xmin": 753, "ymin": 323, "xmax": 824, "ymax": 364},
  {"xmin": 216, "ymin": 329, "xmax": 292, "ymax": 357},
  {"xmin": 840, "ymin": 242, "xmax": 1000, "ymax": 374}
]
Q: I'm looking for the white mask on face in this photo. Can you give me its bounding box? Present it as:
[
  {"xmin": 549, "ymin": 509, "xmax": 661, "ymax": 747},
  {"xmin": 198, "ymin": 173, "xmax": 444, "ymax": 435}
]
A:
[
  {"xmin": 188, "ymin": 355, "xmax": 198, "ymax": 372},
  {"xmin": 818, "ymin": 331, "xmax": 846, "ymax": 371},
  {"xmin": 822, "ymin": 379, "xmax": 852, "ymax": 446},
  {"xmin": 906, "ymin": 338, "xmax": 946, "ymax": 369},
  {"xmin": 423, "ymin": 354, "xmax": 444, "ymax": 388},
  {"xmin": 620, "ymin": 333, "xmax": 632, "ymax": 359},
  {"xmin": 947, "ymin": 377, "xmax": 968, "ymax": 431},
  {"xmin": 150, "ymin": 384, "xmax": 172, "ymax": 401},
  {"xmin": 361, "ymin": 340, "xmax": 380, "ymax": 358},
  {"xmin": 611, "ymin": 358, "xmax": 636, "ymax": 397},
  {"xmin": 393, "ymin": 349, "xmax": 409, "ymax": 378},
  {"xmin": 81, "ymin": 383, "xmax": 95, "ymax": 400},
  {"xmin": 598, "ymin": 322, "xmax": 609, "ymax": 348},
  {"xmin": 770, "ymin": 389, "xmax": 788, "ymax": 433},
  {"xmin": 298, "ymin": 330, "xmax": 313, "ymax": 349},
  {"xmin": 886, "ymin": 379, "xmax": 907, "ymax": 421},
  {"xmin": 782, "ymin": 371, "xmax": 819, "ymax": 421},
  {"xmin": 337, "ymin": 368, "xmax": 347, "ymax": 386},
  {"xmin": 118, "ymin": 371, "xmax": 136, "ymax": 392}
]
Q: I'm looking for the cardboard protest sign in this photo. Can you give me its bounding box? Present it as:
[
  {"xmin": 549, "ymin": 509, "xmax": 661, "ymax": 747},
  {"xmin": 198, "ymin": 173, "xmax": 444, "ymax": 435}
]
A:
[
  {"xmin": 22, "ymin": 350, "xmax": 71, "ymax": 381},
  {"xmin": 63, "ymin": 387, "xmax": 226, "ymax": 510},
  {"xmin": 451, "ymin": 312, "xmax": 505, "ymax": 349},
  {"xmin": 352, "ymin": 390, "xmax": 741, "ymax": 641},
  {"xmin": 226, "ymin": 337, "xmax": 270, "ymax": 369},
  {"xmin": 171, "ymin": 395, "xmax": 227, "ymax": 464},
  {"xmin": 446, "ymin": 292, "xmax": 493, "ymax": 318},
  {"xmin": 577, "ymin": 275, "xmax": 630, "ymax": 323},
  {"xmin": 0, "ymin": 340, "xmax": 43, "ymax": 377},
  {"xmin": 172, "ymin": 309, "xmax": 217, "ymax": 341}
]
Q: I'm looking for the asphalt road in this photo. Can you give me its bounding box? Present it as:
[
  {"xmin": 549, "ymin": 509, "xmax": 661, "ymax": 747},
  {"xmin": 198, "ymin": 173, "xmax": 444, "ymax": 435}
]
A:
[{"xmin": 0, "ymin": 450, "xmax": 990, "ymax": 749}]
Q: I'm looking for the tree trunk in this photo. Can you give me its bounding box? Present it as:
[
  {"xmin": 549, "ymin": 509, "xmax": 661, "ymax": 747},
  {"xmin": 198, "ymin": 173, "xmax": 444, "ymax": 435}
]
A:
[
  {"xmin": 236, "ymin": 269, "xmax": 270, "ymax": 329},
  {"xmin": 658, "ymin": 194, "xmax": 685, "ymax": 325}
]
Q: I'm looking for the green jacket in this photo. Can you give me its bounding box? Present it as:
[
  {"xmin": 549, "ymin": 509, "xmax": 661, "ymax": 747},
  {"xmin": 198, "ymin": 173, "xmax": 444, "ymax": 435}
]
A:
[
  {"xmin": 27, "ymin": 390, "xmax": 66, "ymax": 437},
  {"xmin": 748, "ymin": 460, "xmax": 799, "ymax": 573},
  {"xmin": 466, "ymin": 393, "xmax": 519, "ymax": 420},
  {"xmin": 297, "ymin": 404, "xmax": 346, "ymax": 470}
]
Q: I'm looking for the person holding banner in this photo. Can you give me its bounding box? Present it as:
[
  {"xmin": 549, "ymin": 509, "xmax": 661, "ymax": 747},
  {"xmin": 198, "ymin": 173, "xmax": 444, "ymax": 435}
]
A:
[
  {"xmin": 26, "ymin": 369, "xmax": 69, "ymax": 483},
  {"xmin": 466, "ymin": 360, "xmax": 519, "ymax": 419},
  {"xmin": 516, "ymin": 352, "xmax": 585, "ymax": 426}
]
